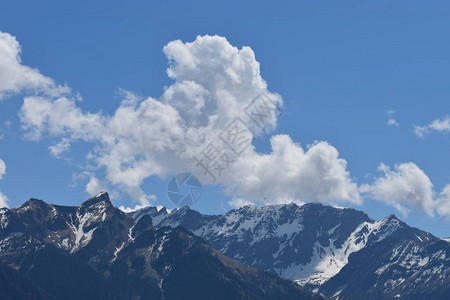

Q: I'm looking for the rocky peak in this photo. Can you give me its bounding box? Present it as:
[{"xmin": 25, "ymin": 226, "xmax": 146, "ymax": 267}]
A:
[
  {"xmin": 17, "ymin": 198, "xmax": 49, "ymax": 211},
  {"xmin": 81, "ymin": 192, "xmax": 112, "ymax": 208}
]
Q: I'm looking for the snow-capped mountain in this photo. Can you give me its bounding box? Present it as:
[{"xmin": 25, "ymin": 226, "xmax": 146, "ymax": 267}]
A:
[
  {"xmin": 0, "ymin": 193, "xmax": 323, "ymax": 300},
  {"xmin": 0, "ymin": 192, "xmax": 132, "ymax": 268},
  {"xmin": 131, "ymin": 202, "xmax": 450, "ymax": 300}
]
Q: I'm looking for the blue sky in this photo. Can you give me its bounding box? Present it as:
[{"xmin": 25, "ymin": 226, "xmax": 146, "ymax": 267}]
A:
[{"xmin": 0, "ymin": 0, "xmax": 449, "ymax": 236}]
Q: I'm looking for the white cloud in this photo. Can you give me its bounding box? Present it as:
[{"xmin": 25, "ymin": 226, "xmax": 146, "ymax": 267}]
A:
[
  {"xmin": 72, "ymin": 171, "xmax": 124, "ymax": 201},
  {"xmin": 118, "ymin": 204, "xmax": 148, "ymax": 213},
  {"xmin": 0, "ymin": 191, "xmax": 8, "ymax": 208},
  {"xmin": 20, "ymin": 96, "xmax": 104, "ymax": 141},
  {"xmin": 414, "ymin": 116, "xmax": 450, "ymax": 137},
  {"xmin": 0, "ymin": 158, "xmax": 8, "ymax": 207},
  {"xmin": 49, "ymin": 138, "xmax": 71, "ymax": 158},
  {"xmin": 0, "ymin": 31, "xmax": 69, "ymax": 100},
  {"xmin": 388, "ymin": 119, "xmax": 399, "ymax": 127},
  {"xmin": 387, "ymin": 110, "xmax": 399, "ymax": 127},
  {"xmin": 20, "ymin": 91, "xmax": 183, "ymax": 206},
  {"xmin": 225, "ymin": 135, "xmax": 361, "ymax": 206},
  {"xmin": 436, "ymin": 184, "xmax": 450, "ymax": 218},
  {"xmin": 0, "ymin": 120, "xmax": 12, "ymax": 140},
  {"xmin": 17, "ymin": 34, "xmax": 359, "ymax": 208},
  {"xmin": 4, "ymin": 31, "xmax": 450, "ymax": 218},
  {"xmin": 18, "ymin": 35, "xmax": 282, "ymax": 204},
  {"xmin": 85, "ymin": 175, "xmax": 107, "ymax": 197},
  {"xmin": 0, "ymin": 158, "xmax": 5, "ymax": 180},
  {"xmin": 360, "ymin": 162, "xmax": 436, "ymax": 217},
  {"xmin": 228, "ymin": 197, "xmax": 256, "ymax": 208}
]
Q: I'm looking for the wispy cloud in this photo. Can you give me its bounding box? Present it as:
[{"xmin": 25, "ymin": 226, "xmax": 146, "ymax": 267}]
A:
[
  {"xmin": 414, "ymin": 116, "xmax": 450, "ymax": 137},
  {"xmin": 0, "ymin": 158, "xmax": 5, "ymax": 181},
  {"xmin": 48, "ymin": 138, "xmax": 71, "ymax": 158},
  {"xmin": 386, "ymin": 109, "xmax": 399, "ymax": 127}
]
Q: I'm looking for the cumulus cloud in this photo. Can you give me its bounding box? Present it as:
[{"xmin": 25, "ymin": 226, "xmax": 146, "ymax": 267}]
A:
[
  {"xmin": 72, "ymin": 171, "xmax": 124, "ymax": 201},
  {"xmin": 360, "ymin": 162, "xmax": 450, "ymax": 218},
  {"xmin": 436, "ymin": 184, "xmax": 450, "ymax": 218},
  {"xmin": 17, "ymin": 34, "xmax": 361, "ymax": 208},
  {"xmin": 3, "ymin": 30, "xmax": 449, "ymax": 218},
  {"xmin": 0, "ymin": 31, "xmax": 69, "ymax": 100},
  {"xmin": 225, "ymin": 135, "xmax": 361, "ymax": 206},
  {"xmin": 0, "ymin": 158, "xmax": 8, "ymax": 207},
  {"xmin": 20, "ymin": 96, "xmax": 104, "ymax": 141},
  {"xmin": 414, "ymin": 116, "xmax": 450, "ymax": 137},
  {"xmin": 360, "ymin": 163, "xmax": 434, "ymax": 216},
  {"xmin": 85, "ymin": 175, "xmax": 107, "ymax": 197},
  {"xmin": 387, "ymin": 110, "xmax": 399, "ymax": 127}
]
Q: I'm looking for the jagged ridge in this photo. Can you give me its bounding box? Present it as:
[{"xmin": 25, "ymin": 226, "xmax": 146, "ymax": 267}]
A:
[
  {"xmin": 0, "ymin": 193, "xmax": 323, "ymax": 300},
  {"xmin": 130, "ymin": 202, "xmax": 449, "ymax": 299}
]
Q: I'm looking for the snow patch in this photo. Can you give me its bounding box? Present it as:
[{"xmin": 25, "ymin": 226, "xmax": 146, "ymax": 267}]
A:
[
  {"xmin": 68, "ymin": 210, "xmax": 99, "ymax": 252},
  {"xmin": 94, "ymin": 192, "xmax": 107, "ymax": 198},
  {"xmin": 0, "ymin": 210, "xmax": 8, "ymax": 229},
  {"xmin": 111, "ymin": 242, "xmax": 126, "ymax": 262}
]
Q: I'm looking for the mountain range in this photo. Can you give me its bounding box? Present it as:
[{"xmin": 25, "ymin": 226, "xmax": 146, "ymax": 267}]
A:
[
  {"xmin": 130, "ymin": 201, "xmax": 450, "ymax": 300},
  {"xmin": 0, "ymin": 192, "xmax": 322, "ymax": 300},
  {"xmin": 0, "ymin": 192, "xmax": 448, "ymax": 299}
]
